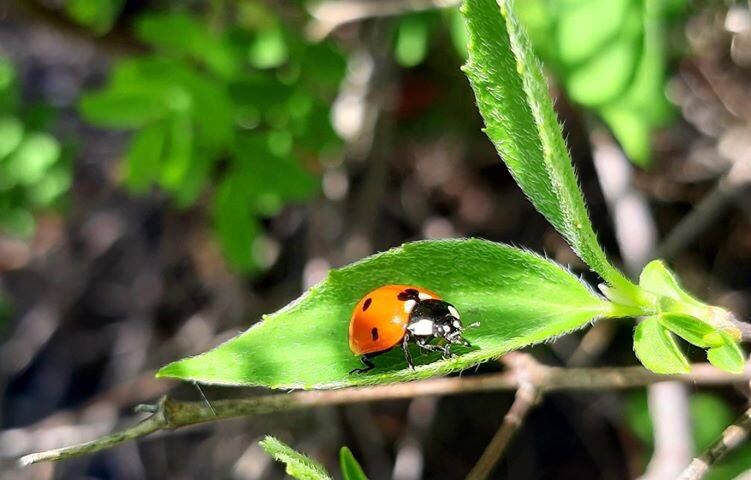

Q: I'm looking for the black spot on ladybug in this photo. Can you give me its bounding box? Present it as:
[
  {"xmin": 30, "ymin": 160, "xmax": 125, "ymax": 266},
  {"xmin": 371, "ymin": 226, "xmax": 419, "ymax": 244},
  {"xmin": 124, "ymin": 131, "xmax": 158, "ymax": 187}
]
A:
[
  {"xmin": 398, "ymin": 289, "xmax": 419, "ymax": 301},
  {"xmin": 363, "ymin": 298, "xmax": 372, "ymax": 311},
  {"xmin": 371, "ymin": 328, "xmax": 379, "ymax": 341}
]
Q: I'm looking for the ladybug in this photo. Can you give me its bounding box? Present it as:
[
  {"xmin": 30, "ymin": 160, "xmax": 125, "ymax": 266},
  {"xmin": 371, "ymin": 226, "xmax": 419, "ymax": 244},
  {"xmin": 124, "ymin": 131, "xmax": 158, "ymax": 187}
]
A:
[{"xmin": 348, "ymin": 285, "xmax": 472, "ymax": 373}]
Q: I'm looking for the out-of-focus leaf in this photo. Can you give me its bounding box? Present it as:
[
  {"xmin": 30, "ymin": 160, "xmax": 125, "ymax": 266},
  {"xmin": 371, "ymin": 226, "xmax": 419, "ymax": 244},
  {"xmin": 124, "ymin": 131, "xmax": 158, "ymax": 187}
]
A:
[
  {"xmin": 626, "ymin": 392, "xmax": 751, "ymax": 479},
  {"xmin": 448, "ymin": 9, "xmax": 469, "ymax": 59},
  {"xmin": 339, "ymin": 447, "xmax": 368, "ymax": 480},
  {"xmin": 259, "ymin": 436, "xmax": 331, "ymax": 480},
  {"xmin": 249, "ymin": 26, "xmax": 289, "ymax": 69},
  {"xmin": 28, "ymin": 164, "xmax": 72, "ymax": 207},
  {"xmin": 0, "ymin": 116, "xmax": 24, "ymax": 159},
  {"xmin": 461, "ymin": 0, "xmax": 641, "ymax": 302},
  {"xmin": 5, "ymin": 133, "xmax": 61, "ymax": 185},
  {"xmin": 633, "ymin": 316, "xmax": 689, "ymax": 374},
  {"xmin": 157, "ymin": 239, "xmax": 610, "ymax": 389},
  {"xmin": 79, "ymin": 87, "xmax": 168, "ymax": 129},
  {"xmin": 214, "ymin": 174, "xmax": 260, "ymax": 272},
  {"xmin": 396, "ymin": 16, "xmax": 430, "ymax": 67},
  {"xmin": 0, "ymin": 58, "xmax": 18, "ymax": 112},
  {"xmin": 125, "ymin": 121, "xmax": 166, "ymax": 192},
  {"xmin": 159, "ymin": 111, "xmax": 194, "ymax": 192},
  {"xmin": 0, "ymin": 207, "xmax": 35, "ymax": 237},
  {"xmin": 136, "ymin": 12, "xmax": 238, "ymax": 78},
  {"xmin": 65, "ymin": 0, "xmax": 124, "ymax": 34}
]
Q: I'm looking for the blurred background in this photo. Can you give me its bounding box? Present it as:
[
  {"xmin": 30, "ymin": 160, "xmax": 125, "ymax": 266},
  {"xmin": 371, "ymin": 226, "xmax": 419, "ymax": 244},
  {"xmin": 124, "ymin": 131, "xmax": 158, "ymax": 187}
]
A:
[{"xmin": 1, "ymin": 0, "xmax": 751, "ymax": 478}]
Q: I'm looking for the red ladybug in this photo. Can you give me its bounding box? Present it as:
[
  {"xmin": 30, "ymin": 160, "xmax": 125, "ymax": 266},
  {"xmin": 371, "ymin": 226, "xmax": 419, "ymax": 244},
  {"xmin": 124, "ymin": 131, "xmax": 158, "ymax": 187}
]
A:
[{"xmin": 348, "ymin": 285, "xmax": 472, "ymax": 373}]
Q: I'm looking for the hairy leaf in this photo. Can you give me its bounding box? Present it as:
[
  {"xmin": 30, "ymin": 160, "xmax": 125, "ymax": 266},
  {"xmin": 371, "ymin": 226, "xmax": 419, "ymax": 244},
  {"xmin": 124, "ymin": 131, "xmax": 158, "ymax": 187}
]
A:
[
  {"xmin": 633, "ymin": 316, "xmax": 689, "ymax": 374},
  {"xmin": 461, "ymin": 0, "xmax": 641, "ymax": 302},
  {"xmin": 158, "ymin": 239, "xmax": 609, "ymax": 389},
  {"xmin": 259, "ymin": 436, "xmax": 331, "ymax": 480}
]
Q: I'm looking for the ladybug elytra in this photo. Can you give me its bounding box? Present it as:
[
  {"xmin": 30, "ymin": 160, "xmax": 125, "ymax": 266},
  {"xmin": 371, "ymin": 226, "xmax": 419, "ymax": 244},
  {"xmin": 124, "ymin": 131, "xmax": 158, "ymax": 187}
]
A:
[{"xmin": 348, "ymin": 285, "xmax": 473, "ymax": 373}]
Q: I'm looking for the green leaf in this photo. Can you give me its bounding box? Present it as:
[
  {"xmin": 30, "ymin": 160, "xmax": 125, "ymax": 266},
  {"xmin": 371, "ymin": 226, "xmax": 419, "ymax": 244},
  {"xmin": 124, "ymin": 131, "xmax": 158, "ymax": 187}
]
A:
[
  {"xmin": 214, "ymin": 174, "xmax": 260, "ymax": 272},
  {"xmin": 339, "ymin": 447, "xmax": 368, "ymax": 480},
  {"xmin": 79, "ymin": 87, "xmax": 168, "ymax": 129},
  {"xmin": 259, "ymin": 436, "xmax": 331, "ymax": 480},
  {"xmin": 157, "ymin": 239, "xmax": 610, "ymax": 389},
  {"xmin": 461, "ymin": 0, "xmax": 640, "ymax": 302},
  {"xmin": 135, "ymin": 13, "xmax": 238, "ymax": 78},
  {"xmin": 633, "ymin": 316, "xmax": 689, "ymax": 374},
  {"xmin": 396, "ymin": 16, "xmax": 430, "ymax": 67},
  {"xmin": 5, "ymin": 132, "xmax": 61, "ymax": 185},
  {"xmin": 125, "ymin": 121, "xmax": 166, "ymax": 192},
  {"xmin": 707, "ymin": 332, "xmax": 746, "ymax": 374},
  {"xmin": 657, "ymin": 313, "xmax": 721, "ymax": 349},
  {"xmin": 249, "ymin": 26, "xmax": 289, "ymax": 69},
  {"xmin": 0, "ymin": 116, "xmax": 24, "ymax": 159},
  {"xmin": 65, "ymin": 0, "xmax": 124, "ymax": 34},
  {"xmin": 639, "ymin": 260, "xmax": 702, "ymax": 307}
]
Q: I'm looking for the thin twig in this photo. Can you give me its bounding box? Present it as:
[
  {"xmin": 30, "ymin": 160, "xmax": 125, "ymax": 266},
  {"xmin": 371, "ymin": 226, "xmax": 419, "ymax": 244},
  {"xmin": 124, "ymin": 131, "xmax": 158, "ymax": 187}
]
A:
[
  {"xmin": 307, "ymin": 0, "xmax": 460, "ymax": 39},
  {"xmin": 677, "ymin": 406, "xmax": 751, "ymax": 480},
  {"xmin": 465, "ymin": 354, "xmax": 542, "ymax": 480},
  {"xmin": 18, "ymin": 362, "xmax": 751, "ymax": 466}
]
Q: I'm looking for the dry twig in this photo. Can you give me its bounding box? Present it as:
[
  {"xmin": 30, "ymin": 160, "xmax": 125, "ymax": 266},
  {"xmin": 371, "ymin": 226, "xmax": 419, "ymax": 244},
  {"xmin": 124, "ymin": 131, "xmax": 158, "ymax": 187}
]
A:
[
  {"xmin": 18, "ymin": 362, "xmax": 751, "ymax": 466},
  {"xmin": 677, "ymin": 406, "xmax": 751, "ymax": 480}
]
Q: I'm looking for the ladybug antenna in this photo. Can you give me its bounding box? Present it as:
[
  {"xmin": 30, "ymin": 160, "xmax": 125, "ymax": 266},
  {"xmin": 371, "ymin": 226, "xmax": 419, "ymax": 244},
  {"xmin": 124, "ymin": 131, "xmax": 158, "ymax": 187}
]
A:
[{"xmin": 193, "ymin": 381, "xmax": 216, "ymax": 417}]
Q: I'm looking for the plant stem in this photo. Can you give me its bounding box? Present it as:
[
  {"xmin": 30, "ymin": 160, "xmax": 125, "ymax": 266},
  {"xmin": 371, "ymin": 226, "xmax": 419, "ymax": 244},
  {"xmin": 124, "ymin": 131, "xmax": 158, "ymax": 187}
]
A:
[
  {"xmin": 19, "ymin": 362, "xmax": 751, "ymax": 466},
  {"xmin": 676, "ymin": 406, "xmax": 751, "ymax": 480}
]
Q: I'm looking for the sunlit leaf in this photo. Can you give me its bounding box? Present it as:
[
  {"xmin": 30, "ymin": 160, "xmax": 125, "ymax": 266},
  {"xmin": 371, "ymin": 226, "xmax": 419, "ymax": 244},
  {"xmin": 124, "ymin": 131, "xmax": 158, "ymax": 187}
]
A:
[
  {"xmin": 461, "ymin": 0, "xmax": 641, "ymax": 301},
  {"xmin": 259, "ymin": 436, "xmax": 331, "ymax": 480},
  {"xmin": 5, "ymin": 133, "xmax": 60, "ymax": 185},
  {"xmin": 707, "ymin": 332, "xmax": 746, "ymax": 374},
  {"xmin": 249, "ymin": 26, "xmax": 289, "ymax": 69},
  {"xmin": 157, "ymin": 239, "xmax": 610, "ymax": 389},
  {"xmin": 633, "ymin": 316, "xmax": 689, "ymax": 374},
  {"xmin": 0, "ymin": 116, "xmax": 23, "ymax": 159}
]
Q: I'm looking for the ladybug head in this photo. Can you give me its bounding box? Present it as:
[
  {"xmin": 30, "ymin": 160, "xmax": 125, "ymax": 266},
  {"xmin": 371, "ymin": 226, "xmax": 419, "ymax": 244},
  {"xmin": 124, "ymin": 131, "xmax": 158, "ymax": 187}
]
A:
[
  {"xmin": 409, "ymin": 299, "xmax": 470, "ymax": 346},
  {"xmin": 434, "ymin": 307, "xmax": 470, "ymax": 346}
]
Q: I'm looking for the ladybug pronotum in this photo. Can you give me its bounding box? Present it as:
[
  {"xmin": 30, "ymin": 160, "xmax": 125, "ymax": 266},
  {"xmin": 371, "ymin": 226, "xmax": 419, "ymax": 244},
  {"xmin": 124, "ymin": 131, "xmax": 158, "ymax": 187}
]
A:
[{"xmin": 348, "ymin": 285, "xmax": 472, "ymax": 373}]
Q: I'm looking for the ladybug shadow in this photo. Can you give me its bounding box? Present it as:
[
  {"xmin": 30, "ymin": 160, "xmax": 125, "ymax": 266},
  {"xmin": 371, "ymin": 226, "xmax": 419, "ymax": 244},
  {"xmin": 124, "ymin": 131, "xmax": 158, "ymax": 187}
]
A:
[{"xmin": 352, "ymin": 341, "xmax": 479, "ymax": 375}]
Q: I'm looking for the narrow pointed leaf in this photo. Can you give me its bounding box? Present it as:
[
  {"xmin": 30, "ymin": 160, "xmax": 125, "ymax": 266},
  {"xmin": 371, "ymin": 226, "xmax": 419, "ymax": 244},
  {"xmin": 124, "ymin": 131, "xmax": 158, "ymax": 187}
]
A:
[
  {"xmin": 259, "ymin": 436, "xmax": 331, "ymax": 480},
  {"xmin": 339, "ymin": 447, "xmax": 368, "ymax": 480},
  {"xmin": 157, "ymin": 239, "xmax": 610, "ymax": 389},
  {"xmin": 461, "ymin": 0, "xmax": 640, "ymax": 301},
  {"xmin": 633, "ymin": 316, "xmax": 689, "ymax": 374},
  {"xmin": 658, "ymin": 313, "xmax": 721, "ymax": 349},
  {"xmin": 707, "ymin": 332, "xmax": 746, "ymax": 374}
]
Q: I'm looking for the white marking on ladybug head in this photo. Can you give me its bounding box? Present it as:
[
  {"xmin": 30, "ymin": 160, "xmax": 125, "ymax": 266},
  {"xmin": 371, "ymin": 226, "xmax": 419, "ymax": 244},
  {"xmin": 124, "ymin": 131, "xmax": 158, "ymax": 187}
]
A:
[
  {"xmin": 418, "ymin": 292, "xmax": 432, "ymax": 300},
  {"xmin": 452, "ymin": 319, "xmax": 462, "ymax": 329},
  {"xmin": 448, "ymin": 305, "xmax": 460, "ymax": 319},
  {"xmin": 408, "ymin": 319, "xmax": 434, "ymax": 336},
  {"xmin": 403, "ymin": 299, "xmax": 417, "ymax": 314},
  {"xmin": 443, "ymin": 325, "xmax": 451, "ymax": 333}
]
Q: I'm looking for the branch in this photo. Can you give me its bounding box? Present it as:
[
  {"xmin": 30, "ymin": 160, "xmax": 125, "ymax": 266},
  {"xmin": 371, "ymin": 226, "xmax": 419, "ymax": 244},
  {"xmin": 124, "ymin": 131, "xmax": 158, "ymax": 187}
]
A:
[
  {"xmin": 465, "ymin": 354, "xmax": 542, "ymax": 480},
  {"xmin": 19, "ymin": 362, "xmax": 751, "ymax": 466},
  {"xmin": 307, "ymin": 0, "xmax": 460, "ymax": 39},
  {"xmin": 677, "ymin": 406, "xmax": 751, "ymax": 480}
]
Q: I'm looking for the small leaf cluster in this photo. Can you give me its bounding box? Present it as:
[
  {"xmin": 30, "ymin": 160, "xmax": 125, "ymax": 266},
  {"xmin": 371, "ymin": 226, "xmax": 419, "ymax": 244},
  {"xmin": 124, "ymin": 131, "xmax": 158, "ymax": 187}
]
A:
[
  {"xmin": 260, "ymin": 436, "xmax": 367, "ymax": 480},
  {"xmin": 79, "ymin": 8, "xmax": 345, "ymax": 271},
  {"xmin": 0, "ymin": 58, "xmax": 71, "ymax": 238}
]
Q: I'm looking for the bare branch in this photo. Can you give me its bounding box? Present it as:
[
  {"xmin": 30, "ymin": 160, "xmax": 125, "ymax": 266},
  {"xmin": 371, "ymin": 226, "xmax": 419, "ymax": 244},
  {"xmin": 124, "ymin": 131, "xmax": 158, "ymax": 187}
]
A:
[
  {"xmin": 677, "ymin": 406, "xmax": 751, "ymax": 480},
  {"xmin": 466, "ymin": 354, "xmax": 542, "ymax": 480},
  {"xmin": 17, "ymin": 362, "xmax": 751, "ymax": 466}
]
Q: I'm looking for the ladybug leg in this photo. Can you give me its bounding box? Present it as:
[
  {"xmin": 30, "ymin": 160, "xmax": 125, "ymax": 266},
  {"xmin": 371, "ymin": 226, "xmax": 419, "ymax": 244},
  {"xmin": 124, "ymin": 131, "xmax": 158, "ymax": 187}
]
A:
[
  {"xmin": 402, "ymin": 334, "xmax": 415, "ymax": 370},
  {"xmin": 349, "ymin": 356, "xmax": 375, "ymax": 374}
]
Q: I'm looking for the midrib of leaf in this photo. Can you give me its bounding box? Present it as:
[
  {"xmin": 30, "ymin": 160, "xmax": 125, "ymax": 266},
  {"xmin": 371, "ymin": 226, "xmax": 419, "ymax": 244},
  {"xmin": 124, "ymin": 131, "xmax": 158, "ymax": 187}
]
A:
[{"xmin": 462, "ymin": 0, "xmax": 644, "ymax": 304}]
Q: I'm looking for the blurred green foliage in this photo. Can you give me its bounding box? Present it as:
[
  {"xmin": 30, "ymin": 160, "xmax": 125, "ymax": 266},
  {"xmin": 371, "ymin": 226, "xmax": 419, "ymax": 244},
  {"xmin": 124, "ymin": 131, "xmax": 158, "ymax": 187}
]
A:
[
  {"xmin": 515, "ymin": 0, "xmax": 681, "ymax": 166},
  {"xmin": 0, "ymin": 58, "xmax": 70, "ymax": 238},
  {"xmin": 79, "ymin": 7, "xmax": 344, "ymax": 272},
  {"xmin": 627, "ymin": 392, "xmax": 751, "ymax": 478},
  {"xmin": 64, "ymin": 0, "xmax": 124, "ymax": 34}
]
